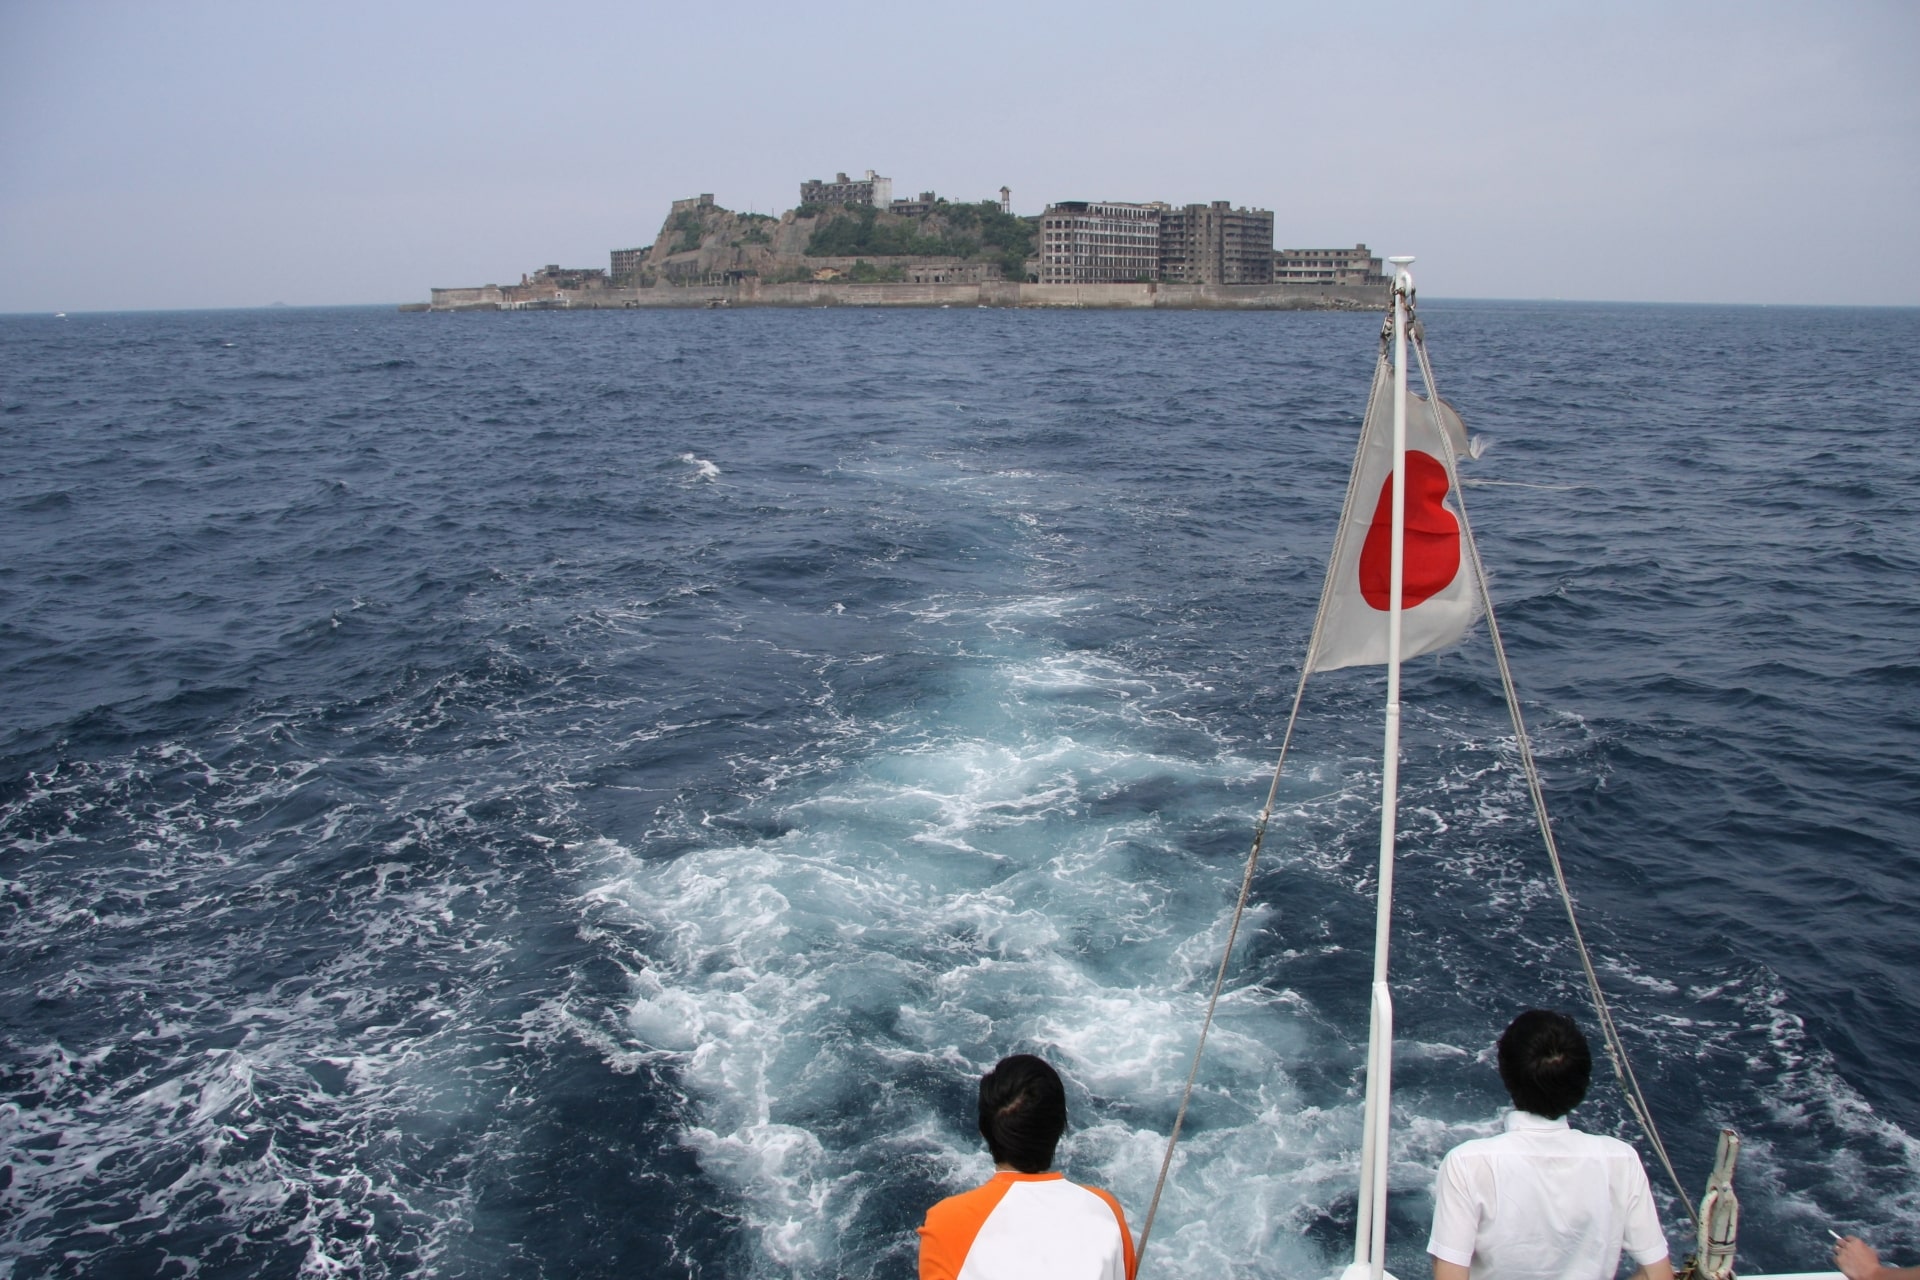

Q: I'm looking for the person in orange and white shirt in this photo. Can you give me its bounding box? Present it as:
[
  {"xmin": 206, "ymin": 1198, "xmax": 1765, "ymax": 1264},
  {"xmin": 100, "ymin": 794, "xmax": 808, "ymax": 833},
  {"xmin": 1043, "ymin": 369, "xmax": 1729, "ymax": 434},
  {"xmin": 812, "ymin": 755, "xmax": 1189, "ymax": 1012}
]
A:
[{"xmin": 918, "ymin": 1054, "xmax": 1136, "ymax": 1280}]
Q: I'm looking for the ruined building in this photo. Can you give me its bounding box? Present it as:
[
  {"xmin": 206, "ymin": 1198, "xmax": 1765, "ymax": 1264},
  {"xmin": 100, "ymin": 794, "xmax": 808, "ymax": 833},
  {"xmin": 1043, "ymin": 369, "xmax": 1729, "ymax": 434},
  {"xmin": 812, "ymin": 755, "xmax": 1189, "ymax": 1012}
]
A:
[
  {"xmin": 1038, "ymin": 201, "xmax": 1164, "ymax": 285},
  {"xmin": 524, "ymin": 264, "xmax": 608, "ymax": 290},
  {"xmin": 800, "ymin": 170, "xmax": 893, "ymax": 209},
  {"xmin": 610, "ymin": 246, "xmax": 650, "ymax": 288},
  {"xmin": 1039, "ymin": 199, "xmax": 1276, "ymax": 285},
  {"xmin": 889, "ymin": 191, "xmax": 940, "ymax": 217},
  {"xmin": 1158, "ymin": 202, "xmax": 1275, "ymax": 285},
  {"xmin": 1274, "ymin": 245, "xmax": 1387, "ymax": 285}
]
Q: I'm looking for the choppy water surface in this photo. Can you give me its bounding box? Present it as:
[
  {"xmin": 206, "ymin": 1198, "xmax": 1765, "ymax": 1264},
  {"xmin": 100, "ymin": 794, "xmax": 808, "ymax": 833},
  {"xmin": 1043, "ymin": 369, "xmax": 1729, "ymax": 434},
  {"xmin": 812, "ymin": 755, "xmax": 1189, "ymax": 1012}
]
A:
[{"xmin": 2, "ymin": 302, "xmax": 1916, "ymax": 1278}]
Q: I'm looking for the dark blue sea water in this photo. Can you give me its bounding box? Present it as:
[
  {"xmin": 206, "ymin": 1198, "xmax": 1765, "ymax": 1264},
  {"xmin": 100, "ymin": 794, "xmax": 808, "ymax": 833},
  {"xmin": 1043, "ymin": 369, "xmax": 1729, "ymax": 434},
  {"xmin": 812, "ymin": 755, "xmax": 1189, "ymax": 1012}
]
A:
[{"xmin": 2, "ymin": 301, "xmax": 1916, "ymax": 1279}]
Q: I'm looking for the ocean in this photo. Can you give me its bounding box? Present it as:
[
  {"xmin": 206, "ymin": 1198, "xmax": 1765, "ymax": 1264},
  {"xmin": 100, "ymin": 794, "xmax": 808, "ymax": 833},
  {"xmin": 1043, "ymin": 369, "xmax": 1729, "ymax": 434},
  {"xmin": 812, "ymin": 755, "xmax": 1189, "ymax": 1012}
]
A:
[{"xmin": 1, "ymin": 301, "xmax": 1915, "ymax": 1278}]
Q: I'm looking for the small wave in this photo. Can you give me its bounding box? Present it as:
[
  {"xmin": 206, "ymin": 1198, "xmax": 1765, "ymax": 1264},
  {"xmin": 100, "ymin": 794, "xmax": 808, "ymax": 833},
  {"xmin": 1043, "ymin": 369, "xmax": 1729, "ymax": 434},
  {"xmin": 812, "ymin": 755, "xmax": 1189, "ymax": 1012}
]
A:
[
  {"xmin": 679, "ymin": 452, "xmax": 722, "ymax": 480},
  {"xmin": 15, "ymin": 489, "xmax": 72, "ymax": 513}
]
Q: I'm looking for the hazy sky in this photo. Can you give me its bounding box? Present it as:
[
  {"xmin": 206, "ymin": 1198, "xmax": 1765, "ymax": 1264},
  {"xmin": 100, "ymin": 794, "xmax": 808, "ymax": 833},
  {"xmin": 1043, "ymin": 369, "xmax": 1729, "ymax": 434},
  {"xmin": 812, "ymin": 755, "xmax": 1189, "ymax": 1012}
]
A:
[{"xmin": 2, "ymin": 0, "xmax": 1915, "ymax": 311}]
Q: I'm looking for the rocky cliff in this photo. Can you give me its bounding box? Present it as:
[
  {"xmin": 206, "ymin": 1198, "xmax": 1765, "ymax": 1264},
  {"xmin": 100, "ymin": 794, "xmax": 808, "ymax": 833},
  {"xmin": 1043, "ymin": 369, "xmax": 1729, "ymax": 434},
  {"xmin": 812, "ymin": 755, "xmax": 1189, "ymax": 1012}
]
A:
[{"xmin": 637, "ymin": 196, "xmax": 1037, "ymax": 286}]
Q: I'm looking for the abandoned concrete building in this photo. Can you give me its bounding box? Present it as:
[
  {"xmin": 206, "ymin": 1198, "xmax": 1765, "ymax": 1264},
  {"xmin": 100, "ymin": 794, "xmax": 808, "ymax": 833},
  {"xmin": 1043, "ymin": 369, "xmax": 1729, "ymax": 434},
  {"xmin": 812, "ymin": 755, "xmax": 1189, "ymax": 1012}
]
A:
[
  {"xmin": 904, "ymin": 260, "xmax": 1006, "ymax": 284},
  {"xmin": 524, "ymin": 264, "xmax": 609, "ymax": 290},
  {"xmin": 1158, "ymin": 202, "xmax": 1275, "ymax": 285},
  {"xmin": 800, "ymin": 170, "xmax": 893, "ymax": 209},
  {"xmin": 1038, "ymin": 201, "xmax": 1164, "ymax": 284},
  {"xmin": 609, "ymin": 246, "xmax": 650, "ymax": 288},
  {"xmin": 1274, "ymin": 244, "xmax": 1387, "ymax": 285},
  {"xmin": 889, "ymin": 191, "xmax": 939, "ymax": 217},
  {"xmin": 1039, "ymin": 199, "xmax": 1278, "ymax": 285}
]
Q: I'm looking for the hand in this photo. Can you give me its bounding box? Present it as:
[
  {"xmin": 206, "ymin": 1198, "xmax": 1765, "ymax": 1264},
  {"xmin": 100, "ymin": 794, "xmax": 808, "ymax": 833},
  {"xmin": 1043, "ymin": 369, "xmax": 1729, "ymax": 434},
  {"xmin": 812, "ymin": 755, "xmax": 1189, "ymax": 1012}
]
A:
[{"xmin": 1834, "ymin": 1235, "xmax": 1881, "ymax": 1280}]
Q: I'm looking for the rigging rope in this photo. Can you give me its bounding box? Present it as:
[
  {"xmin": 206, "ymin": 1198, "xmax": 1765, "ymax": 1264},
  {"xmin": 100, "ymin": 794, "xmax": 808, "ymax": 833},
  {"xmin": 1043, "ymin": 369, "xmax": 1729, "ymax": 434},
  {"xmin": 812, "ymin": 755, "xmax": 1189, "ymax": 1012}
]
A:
[
  {"xmin": 1136, "ymin": 311, "xmax": 1698, "ymax": 1268},
  {"xmin": 1135, "ymin": 323, "xmax": 1393, "ymax": 1266},
  {"xmin": 1410, "ymin": 326, "xmax": 1700, "ymax": 1230},
  {"xmin": 1134, "ymin": 668, "xmax": 1313, "ymax": 1264}
]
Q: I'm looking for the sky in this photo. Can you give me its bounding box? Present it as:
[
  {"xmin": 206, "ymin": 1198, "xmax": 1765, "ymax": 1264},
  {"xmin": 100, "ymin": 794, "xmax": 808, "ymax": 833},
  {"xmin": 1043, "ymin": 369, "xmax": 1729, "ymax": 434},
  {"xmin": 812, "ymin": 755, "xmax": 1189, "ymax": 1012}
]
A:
[{"xmin": 1, "ymin": 0, "xmax": 1915, "ymax": 311}]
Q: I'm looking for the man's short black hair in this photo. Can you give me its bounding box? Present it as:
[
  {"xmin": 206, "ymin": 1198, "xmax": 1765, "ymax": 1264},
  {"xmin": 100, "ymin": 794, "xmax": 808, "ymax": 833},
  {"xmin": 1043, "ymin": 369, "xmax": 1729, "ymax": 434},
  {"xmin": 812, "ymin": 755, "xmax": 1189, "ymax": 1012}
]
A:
[
  {"xmin": 1497, "ymin": 1009, "xmax": 1593, "ymax": 1120},
  {"xmin": 978, "ymin": 1054, "xmax": 1068, "ymax": 1174}
]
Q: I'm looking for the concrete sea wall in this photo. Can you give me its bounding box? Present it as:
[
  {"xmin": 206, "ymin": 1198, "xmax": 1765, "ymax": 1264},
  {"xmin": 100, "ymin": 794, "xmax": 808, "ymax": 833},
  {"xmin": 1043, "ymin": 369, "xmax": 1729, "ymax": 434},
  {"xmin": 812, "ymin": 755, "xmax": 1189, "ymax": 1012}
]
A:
[{"xmin": 425, "ymin": 280, "xmax": 1386, "ymax": 312}]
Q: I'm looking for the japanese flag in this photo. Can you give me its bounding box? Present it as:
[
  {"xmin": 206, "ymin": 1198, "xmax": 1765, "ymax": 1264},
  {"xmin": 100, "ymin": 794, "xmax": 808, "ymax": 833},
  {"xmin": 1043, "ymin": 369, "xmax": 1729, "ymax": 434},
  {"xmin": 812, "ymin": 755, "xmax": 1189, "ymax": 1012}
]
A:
[{"xmin": 1306, "ymin": 355, "xmax": 1482, "ymax": 673}]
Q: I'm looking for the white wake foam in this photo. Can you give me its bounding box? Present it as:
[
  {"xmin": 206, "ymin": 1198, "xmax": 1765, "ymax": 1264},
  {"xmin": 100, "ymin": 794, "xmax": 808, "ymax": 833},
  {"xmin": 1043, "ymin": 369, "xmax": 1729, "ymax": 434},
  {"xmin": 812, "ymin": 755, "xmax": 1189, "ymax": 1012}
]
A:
[{"xmin": 582, "ymin": 635, "xmax": 1414, "ymax": 1278}]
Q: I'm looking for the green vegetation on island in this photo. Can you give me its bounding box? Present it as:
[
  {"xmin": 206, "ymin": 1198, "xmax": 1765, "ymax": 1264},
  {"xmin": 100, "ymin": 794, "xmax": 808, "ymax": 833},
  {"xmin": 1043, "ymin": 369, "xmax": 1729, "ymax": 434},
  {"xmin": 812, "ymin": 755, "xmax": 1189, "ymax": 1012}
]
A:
[
  {"xmin": 804, "ymin": 200, "xmax": 1035, "ymax": 280},
  {"xmin": 666, "ymin": 207, "xmax": 707, "ymax": 255}
]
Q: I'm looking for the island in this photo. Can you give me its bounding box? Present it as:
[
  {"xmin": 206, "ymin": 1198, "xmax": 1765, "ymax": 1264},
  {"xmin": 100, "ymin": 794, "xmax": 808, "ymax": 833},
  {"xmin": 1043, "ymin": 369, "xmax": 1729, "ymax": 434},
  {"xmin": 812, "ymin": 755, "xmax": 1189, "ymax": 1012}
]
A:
[{"xmin": 421, "ymin": 171, "xmax": 1390, "ymax": 312}]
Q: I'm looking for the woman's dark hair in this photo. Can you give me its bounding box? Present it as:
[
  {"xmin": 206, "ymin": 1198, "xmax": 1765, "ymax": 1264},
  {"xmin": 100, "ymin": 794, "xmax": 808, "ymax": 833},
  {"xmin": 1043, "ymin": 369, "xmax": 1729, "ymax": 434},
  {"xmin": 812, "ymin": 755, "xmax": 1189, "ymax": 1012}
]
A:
[
  {"xmin": 978, "ymin": 1054, "xmax": 1068, "ymax": 1174},
  {"xmin": 1497, "ymin": 1009, "xmax": 1593, "ymax": 1120}
]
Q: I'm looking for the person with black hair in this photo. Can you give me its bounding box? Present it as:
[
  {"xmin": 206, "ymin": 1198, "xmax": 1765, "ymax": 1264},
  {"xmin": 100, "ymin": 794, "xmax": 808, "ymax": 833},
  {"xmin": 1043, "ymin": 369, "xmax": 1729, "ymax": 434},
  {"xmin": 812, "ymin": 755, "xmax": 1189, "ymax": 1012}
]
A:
[
  {"xmin": 917, "ymin": 1054, "xmax": 1136, "ymax": 1280},
  {"xmin": 1427, "ymin": 1010, "xmax": 1673, "ymax": 1280}
]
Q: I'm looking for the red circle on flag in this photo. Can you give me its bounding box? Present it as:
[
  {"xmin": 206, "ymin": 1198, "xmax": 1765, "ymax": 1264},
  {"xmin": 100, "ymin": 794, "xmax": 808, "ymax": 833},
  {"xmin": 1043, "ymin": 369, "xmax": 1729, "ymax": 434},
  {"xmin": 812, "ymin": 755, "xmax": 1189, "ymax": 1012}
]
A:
[{"xmin": 1358, "ymin": 451, "xmax": 1461, "ymax": 611}]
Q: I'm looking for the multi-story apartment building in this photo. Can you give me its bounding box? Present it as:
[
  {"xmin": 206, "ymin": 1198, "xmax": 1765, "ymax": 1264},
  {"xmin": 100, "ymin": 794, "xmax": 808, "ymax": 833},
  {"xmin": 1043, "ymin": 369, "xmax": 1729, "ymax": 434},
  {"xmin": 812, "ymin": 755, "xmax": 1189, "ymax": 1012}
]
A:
[
  {"xmin": 1041, "ymin": 199, "xmax": 1278, "ymax": 284},
  {"xmin": 1274, "ymin": 244, "xmax": 1387, "ymax": 285},
  {"xmin": 610, "ymin": 246, "xmax": 649, "ymax": 287},
  {"xmin": 1159, "ymin": 202, "xmax": 1275, "ymax": 285},
  {"xmin": 889, "ymin": 191, "xmax": 940, "ymax": 217},
  {"xmin": 1038, "ymin": 201, "xmax": 1164, "ymax": 284},
  {"xmin": 800, "ymin": 170, "xmax": 894, "ymax": 209}
]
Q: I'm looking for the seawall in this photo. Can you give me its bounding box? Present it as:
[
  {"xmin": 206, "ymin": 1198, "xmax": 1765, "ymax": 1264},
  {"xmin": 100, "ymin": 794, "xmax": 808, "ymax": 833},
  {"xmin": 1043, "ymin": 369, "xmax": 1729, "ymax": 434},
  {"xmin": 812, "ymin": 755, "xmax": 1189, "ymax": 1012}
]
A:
[{"xmin": 424, "ymin": 281, "xmax": 1386, "ymax": 312}]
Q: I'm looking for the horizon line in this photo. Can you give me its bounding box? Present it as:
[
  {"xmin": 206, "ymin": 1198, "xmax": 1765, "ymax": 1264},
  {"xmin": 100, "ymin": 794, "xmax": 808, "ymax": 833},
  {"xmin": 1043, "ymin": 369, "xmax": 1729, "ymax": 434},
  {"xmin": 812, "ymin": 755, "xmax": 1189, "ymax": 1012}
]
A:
[{"xmin": 7, "ymin": 295, "xmax": 1919, "ymax": 318}]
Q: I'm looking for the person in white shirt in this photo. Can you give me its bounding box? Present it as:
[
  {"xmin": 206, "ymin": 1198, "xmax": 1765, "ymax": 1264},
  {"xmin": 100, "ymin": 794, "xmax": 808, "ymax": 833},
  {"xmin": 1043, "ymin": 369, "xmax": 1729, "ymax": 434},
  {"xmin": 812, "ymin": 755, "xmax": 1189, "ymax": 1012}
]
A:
[{"xmin": 1427, "ymin": 1009, "xmax": 1673, "ymax": 1280}]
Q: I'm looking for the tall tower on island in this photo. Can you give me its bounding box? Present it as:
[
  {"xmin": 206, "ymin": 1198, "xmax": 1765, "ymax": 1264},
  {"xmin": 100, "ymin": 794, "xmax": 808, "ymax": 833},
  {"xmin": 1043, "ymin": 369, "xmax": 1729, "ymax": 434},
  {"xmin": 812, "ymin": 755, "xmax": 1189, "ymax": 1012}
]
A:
[{"xmin": 999, "ymin": 186, "xmax": 1012, "ymax": 214}]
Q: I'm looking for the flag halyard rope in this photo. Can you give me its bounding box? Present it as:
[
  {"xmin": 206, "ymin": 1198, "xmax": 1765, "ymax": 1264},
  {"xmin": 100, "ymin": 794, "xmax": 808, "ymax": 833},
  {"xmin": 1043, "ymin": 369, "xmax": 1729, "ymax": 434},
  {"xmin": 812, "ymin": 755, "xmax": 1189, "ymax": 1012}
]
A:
[
  {"xmin": 1137, "ymin": 319, "xmax": 1697, "ymax": 1272},
  {"xmin": 1410, "ymin": 328, "xmax": 1700, "ymax": 1230}
]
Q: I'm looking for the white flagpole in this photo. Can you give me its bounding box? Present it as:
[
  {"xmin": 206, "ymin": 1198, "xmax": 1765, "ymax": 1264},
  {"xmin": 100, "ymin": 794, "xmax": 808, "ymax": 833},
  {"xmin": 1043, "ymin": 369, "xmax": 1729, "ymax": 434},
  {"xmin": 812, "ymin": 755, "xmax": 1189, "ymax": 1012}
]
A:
[{"xmin": 1348, "ymin": 256, "xmax": 1415, "ymax": 1280}]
